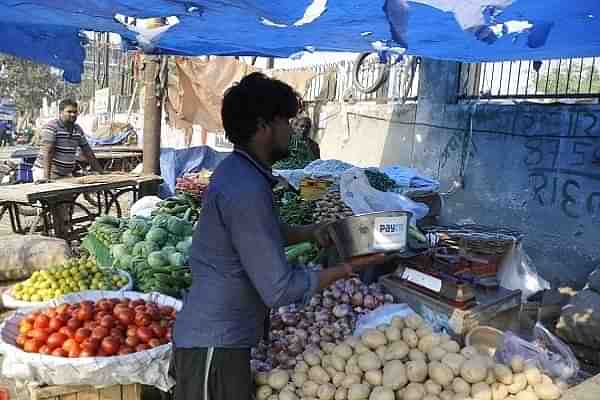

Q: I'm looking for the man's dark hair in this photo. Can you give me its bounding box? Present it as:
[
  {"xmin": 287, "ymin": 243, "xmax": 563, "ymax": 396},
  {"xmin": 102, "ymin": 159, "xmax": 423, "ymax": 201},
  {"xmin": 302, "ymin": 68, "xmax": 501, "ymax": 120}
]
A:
[
  {"xmin": 221, "ymin": 72, "xmax": 301, "ymax": 146},
  {"xmin": 59, "ymin": 99, "xmax": 78, "ymax": 112}
]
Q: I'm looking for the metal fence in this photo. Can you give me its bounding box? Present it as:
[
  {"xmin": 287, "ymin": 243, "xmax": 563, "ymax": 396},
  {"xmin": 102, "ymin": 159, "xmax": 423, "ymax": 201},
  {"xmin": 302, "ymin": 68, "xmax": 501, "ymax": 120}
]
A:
[
  {"xmin": 458, "ymin": 57, "xmax": 600, "ymax": 101},
  {"xmin": 273, "ymin": 55, "xmax": 420, "ymax": 104}
]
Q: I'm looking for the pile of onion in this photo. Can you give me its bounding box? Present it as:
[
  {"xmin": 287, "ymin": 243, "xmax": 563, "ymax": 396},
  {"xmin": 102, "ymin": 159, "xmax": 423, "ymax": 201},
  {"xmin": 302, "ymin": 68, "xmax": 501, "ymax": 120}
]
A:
[{"xmin": 252, "ymin": 278, "xmax": 393, "ymax": 372}]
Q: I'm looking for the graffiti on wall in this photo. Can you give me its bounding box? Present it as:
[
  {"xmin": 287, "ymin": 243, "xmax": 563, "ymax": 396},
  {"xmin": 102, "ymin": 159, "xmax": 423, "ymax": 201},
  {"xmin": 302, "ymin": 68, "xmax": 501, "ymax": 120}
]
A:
[{"xmin": 518, "ymin": 109, "xmax": 600, "ymax": 219}]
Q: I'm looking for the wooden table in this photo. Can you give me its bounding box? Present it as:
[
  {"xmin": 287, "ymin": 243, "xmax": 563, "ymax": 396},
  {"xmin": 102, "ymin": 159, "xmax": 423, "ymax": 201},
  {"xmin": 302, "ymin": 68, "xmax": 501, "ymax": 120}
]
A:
[{"xmin": 0, "ymin": 174, "xmax": 161, "ymax": 240}]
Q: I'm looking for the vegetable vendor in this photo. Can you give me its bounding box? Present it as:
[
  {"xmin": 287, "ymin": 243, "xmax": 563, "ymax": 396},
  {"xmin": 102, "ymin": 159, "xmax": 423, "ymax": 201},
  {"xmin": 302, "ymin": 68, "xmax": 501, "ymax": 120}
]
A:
[
  {"xmin": 173, "ymin": 73, "xmax": 386, "ymax": 400},
  {"xmin": 33, "ymin": 99, "xmax": 104, "ymax": 183}
]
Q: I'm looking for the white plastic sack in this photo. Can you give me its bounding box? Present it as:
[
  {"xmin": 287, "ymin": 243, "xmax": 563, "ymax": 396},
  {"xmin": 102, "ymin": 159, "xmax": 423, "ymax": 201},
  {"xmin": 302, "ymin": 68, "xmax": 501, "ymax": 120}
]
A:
[
  {"xmin": 130, "ymin": 195, "xmax": 162, "ymax": 218},
  {"xmin": 0, "ymin": 290, "xmax": 182, "ymax": 391},
  {"xmin": 354, "ymin": 303, "xmax": 417, "ymax": 336},
  {"xmin": 340, "ymin": 167, "xmax": 429, "ymax": 221},
  {"xmin": 497, "ymin": 243, "xmax": 550, "ymax": 302},
  {"xmin": 0, "ymin": 235, "xmax": 72, "ymax": 282},
  {"xmin": 1, "ymin": 269, "xmax": 133, "ymax": 310}
]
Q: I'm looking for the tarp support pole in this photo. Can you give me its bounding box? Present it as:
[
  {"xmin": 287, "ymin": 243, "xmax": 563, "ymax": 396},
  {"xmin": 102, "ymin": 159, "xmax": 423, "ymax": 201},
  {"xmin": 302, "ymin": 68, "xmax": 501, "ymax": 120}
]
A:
[{"xmin": 142, "ymin": 54, "xmax": 163, "ymax": 175}]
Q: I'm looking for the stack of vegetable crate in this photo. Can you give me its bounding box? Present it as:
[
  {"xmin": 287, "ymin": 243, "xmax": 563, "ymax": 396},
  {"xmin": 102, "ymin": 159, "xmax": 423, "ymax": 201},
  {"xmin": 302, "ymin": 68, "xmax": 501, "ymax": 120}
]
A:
[{"xmin": 30, "ymin": 383, "xmax": 141, "ymax": 400}]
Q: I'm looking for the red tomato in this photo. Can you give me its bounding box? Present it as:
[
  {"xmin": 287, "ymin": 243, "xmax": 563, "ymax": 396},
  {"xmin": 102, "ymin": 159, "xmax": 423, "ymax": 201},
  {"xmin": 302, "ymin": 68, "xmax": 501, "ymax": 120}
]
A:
[
  {"xmin": 23, "ymin": 339, "xmax": 45, "ymax": 353},
  {"xmin": 148, "ymin": 338, "xmax": 161, "ymax": 348},
  {"xmin": 135, "ymin": 343, "xmax": 150, "ymax": 352},
  {"xmin": 146, "ymin": 308, "xmax": 160, "ymax": 321},
  {"xmin": 97, "ymin": 300, "xmax": 113, "ymax": 313},
  {"xmin": 125, "ymin": 336, "xmax": 140, "ymax": 348},
  {"xmin": 48, "ymin": 316, "xmax": 67, "ymax": 333},
  {"xmin": 165, "ymin": 328, "xmax": 172, "ymax": 342},
  {"xmin": 39, "ymin": 345, "xmax": 52, "ymax": 355},
  {"xmin": 135, "ymin": 313, "xmax": 151, "ymax": 327},
  {"xmin": 45, "ymin": 308, "xmax": 57, "ymax": 319},
  {"xmin": 94, "ymin": 311, "xmax": 110, "ymax": 322},
  {"xmin": 81, "ymin": 337, "xmax": 101, "ymax": 353},
  {"xmin": 115, "ymin": 309, "xmax": 135, "ymax": 326},
  {"xmin": 126, "ymin": 325, "xmax": 138, "ymax": 337},
  {"xmin": 113, "ymin": 304, "xmax": 130, "ymax": 316},
  {"xmin": 134, "ymin": 305, "xmax": 146, "ymax": 314},
  {"xmin": 68, "ymin": 343, "xmax": 81, "ymax": 358},
  {"xmin": 100, "ymin": 337, "xmax": 120, "ymax": 356},
  {"xmin": 96, "ymin": 348, "xmax": 109, "ymax": 357},
  {"xmin": 15, "ymin": 334, "xmax": 27, "ymax": 347},
  {"xmin": 25, "ymin": 311, "xmax": 40, "ymax": 324},
  {"xmin": 76, "ymin": 305, "xmax": 93, "ymax": 322},
  {"xmin": 46, "ymin": 332, "xmax": 68, "ymax": 349},
  {"xmin": 110, "ymin": 327, "xmax": 125, "ymax": 339},
  {"xmin": 66, "ymin": 318, "xmax": 82, "ymax": 330},
  {"xmin": 62, "ymin": 338, "xmax": 78, "ymax": 353},
  {"xmin": 159, "ymin": 338, "xmax": 169, "ymax": 345},
  {"xmin": 136, "ymin": 327, "xmax": 154, "ymax": 343},
  {"xmin": 81, "ymin": 300, "xmax": 95, "ymax": 308},
  {"xmin": 150, "ymin": 322, "xmax": 165, "ymax": 338},
  {"xmin": 109, "ymin": 298, "xmax": 121, "ymax": 306},
  {"xmin": 160, "ymin": 306, "xmax": 175, "ymax": 317},
  {"xmin": 74, "ymin": 328, "xmax": 92, "ymax": 343},
  {"xmin": 56, "ymin": 304, "xmax": 70, "ymax": 316},
  {"xmin": 130, "ymin": 299, "xmax": 145, "ymax": 308},
  {"xmin": 79, "ymin": 349, "xmax": 96, "ymax": 357},
  {"xmin": 51, "ymin": 347, "xmax": 68, "ymax": 357},
  {"xmin": 34, "ymin": 314, "xmax": 50, "ymax": 329},
  {"xmin": 100, "ymin": 315, "xmax": 115, "ymax": 329},
  {"xmin": 18, "ymin": 321, "xmax": 33, "ymax": 336},
  {"xmin": 59, "ymin": 326, "xmax": 76, "ymax": 338},
  {"xmin": 118, "ymin": 346, "xmax": 134, "ymax": 355},
  {"xmin": 28, "ymin": 328, "xmax": 49, "ymax": 342},
  {"xmin": 91, "ymin": 326, "xmax": 109, "ymax": 340}
]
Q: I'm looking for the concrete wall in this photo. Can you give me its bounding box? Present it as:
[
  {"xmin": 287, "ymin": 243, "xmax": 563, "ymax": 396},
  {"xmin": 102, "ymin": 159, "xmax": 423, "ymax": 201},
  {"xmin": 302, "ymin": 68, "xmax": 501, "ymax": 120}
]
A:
[{"xmin": 316, "ymin": 60, "xmax": 600, "ymax": 286}]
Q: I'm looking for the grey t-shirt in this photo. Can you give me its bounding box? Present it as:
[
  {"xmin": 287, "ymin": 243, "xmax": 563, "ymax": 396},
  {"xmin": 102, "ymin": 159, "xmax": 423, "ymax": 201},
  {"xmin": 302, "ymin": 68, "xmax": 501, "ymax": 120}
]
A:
[{"xmin": 34, "ymin": 119, "xmax": 90, "ymax": 178}]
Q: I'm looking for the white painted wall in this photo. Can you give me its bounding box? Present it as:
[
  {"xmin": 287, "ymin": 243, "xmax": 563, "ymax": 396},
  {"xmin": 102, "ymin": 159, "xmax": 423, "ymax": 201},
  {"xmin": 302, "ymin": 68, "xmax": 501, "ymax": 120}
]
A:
[{"xmin": 314, "ymin": 102, "xmax": 417, "ymax": 168}]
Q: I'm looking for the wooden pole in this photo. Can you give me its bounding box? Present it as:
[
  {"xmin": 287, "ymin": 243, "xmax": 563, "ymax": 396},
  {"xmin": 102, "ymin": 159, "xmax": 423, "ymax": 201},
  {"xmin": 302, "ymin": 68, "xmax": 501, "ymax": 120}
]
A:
[{"xmin": 142, "ymin": 55, "xmax": 162, "ymax": 174}]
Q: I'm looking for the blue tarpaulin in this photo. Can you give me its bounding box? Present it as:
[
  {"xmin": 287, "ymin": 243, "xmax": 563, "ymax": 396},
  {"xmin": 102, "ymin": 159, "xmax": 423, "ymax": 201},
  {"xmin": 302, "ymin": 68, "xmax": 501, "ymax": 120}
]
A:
[
  {"xmin": 0, "ymin": 1, "xmax": 598, "ymax": 82},
  {"xmin": 159, "ymin": 146, "xmax": 230, "ymax": 198}
]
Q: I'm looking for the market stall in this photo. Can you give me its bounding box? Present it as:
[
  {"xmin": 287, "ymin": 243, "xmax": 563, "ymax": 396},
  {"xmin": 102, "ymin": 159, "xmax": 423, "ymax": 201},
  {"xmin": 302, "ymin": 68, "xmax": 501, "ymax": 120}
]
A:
[
  {"xmin": 0, "ymin": 174, "xmax": 162, "ymax": 240},
  {"xmin": 0, "ymin": 157, "xmax": 593, "ymax": 400}
]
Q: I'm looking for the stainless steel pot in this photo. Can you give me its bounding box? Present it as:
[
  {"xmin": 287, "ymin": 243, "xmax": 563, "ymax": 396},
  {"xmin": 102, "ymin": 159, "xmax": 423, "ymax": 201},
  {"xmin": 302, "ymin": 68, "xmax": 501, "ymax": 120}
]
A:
[{"xmin": 327, "ymin": 211, "xmax": 412, "ymax": 259}]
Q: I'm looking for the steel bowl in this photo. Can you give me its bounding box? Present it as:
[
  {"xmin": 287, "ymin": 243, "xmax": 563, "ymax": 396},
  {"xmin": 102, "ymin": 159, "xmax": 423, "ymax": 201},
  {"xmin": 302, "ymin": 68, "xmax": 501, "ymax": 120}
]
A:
[{"xmin": 327, "ymin": 211, "xmax": 412, "ymax": 259}]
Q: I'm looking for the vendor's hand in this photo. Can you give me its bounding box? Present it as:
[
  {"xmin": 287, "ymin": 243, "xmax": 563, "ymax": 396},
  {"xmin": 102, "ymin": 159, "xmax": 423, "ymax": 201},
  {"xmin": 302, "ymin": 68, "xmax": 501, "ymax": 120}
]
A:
[{"xmin": 313, "ymin": 222, "xmax": 334, "ymax": 248}]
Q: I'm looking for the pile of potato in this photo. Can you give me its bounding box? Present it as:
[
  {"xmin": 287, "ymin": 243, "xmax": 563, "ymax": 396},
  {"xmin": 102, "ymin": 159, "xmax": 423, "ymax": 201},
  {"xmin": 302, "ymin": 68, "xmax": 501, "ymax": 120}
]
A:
[
  {"xmin": 255, "ymin": 315, "xmax": 566, "ymax": 400},
  {"xmin": 313, "ymin": 187, "xmax": 354, "ymax": 224}
]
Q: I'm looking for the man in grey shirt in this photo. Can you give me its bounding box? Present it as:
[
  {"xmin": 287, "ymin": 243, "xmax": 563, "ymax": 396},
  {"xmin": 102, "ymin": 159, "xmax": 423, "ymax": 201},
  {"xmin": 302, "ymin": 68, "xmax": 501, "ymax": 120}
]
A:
[{"xmin": 173, "ymin": 73, "xmax": 385, "ymax": 400}]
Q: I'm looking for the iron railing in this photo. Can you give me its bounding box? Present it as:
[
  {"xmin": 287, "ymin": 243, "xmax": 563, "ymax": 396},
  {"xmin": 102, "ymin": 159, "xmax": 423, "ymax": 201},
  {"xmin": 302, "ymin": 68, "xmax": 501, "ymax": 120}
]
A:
[{"xmin": 458, "ymin": 57, "xmax": 600, "ymax": 101}]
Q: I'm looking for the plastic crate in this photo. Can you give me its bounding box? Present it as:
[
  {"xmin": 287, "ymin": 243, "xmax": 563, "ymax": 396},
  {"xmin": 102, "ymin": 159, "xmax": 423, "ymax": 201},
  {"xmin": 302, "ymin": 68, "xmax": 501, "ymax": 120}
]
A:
[{"xmin": 15, "ymin": 162, "xmax": 33, "ymax": 183}]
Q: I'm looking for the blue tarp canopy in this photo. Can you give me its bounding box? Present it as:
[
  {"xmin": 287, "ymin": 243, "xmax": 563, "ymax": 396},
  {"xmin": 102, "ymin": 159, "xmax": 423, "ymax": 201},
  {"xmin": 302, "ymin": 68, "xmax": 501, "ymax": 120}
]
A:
[{"xmin": 0, "ymin": 1, "xmax": 599, "ymax": 82}]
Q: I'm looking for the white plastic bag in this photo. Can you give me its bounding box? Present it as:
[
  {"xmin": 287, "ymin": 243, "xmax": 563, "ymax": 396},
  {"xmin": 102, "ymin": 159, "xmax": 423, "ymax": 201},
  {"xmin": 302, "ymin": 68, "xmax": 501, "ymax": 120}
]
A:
[
  {"xmin": 496, "ymin": 322, "xmax": 579, "ymax": 382},
  {"xmin": 0, "ymin": 290, "xmax": 181, "ymax": 391},
  {"xmin": 340, "ymin": 167, "xmax": 429, "ymax": 222},
  {"xmin": 497, "ymin": 243, "xmax": 550, "ymax": 301},
  {"xmin": 130, "ymin": 195, "xmax": 162, "ymax": 218},
  {"xmin": 354, "ymin": 303, "xmax": 417, "ymax": 336}
]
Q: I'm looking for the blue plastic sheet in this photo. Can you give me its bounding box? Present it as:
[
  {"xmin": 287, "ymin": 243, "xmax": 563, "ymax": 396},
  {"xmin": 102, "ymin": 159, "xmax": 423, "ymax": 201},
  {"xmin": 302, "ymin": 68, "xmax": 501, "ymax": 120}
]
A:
[
  {"xmin": 159, "ymin": 146, "xmax": 230, "ymax": 198},
  {"xmin": 0, "ymin": 1, "xmax": 598, "ymax": 83}
]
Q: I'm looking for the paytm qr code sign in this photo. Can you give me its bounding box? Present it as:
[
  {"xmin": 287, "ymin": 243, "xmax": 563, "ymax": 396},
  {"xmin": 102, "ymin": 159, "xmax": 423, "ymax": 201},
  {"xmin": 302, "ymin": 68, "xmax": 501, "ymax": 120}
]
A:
[{"xmin": 372, "ymin": 216, "xmax": 408, "ymax": 251}]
